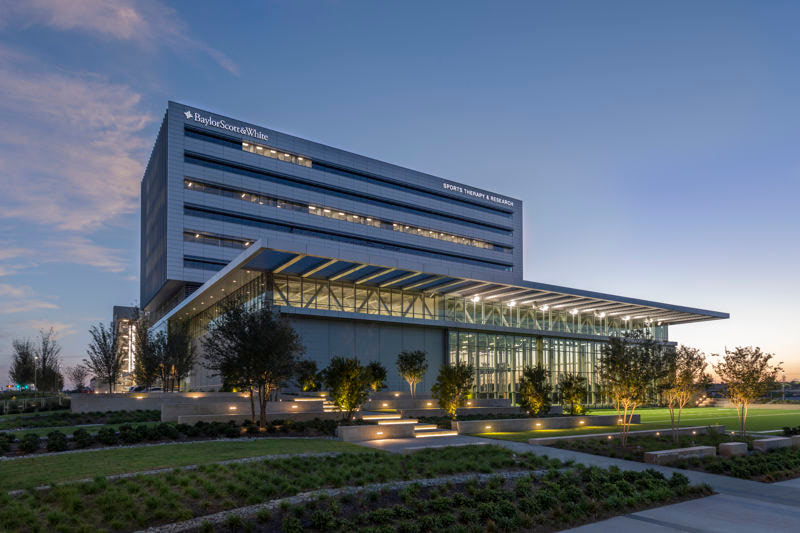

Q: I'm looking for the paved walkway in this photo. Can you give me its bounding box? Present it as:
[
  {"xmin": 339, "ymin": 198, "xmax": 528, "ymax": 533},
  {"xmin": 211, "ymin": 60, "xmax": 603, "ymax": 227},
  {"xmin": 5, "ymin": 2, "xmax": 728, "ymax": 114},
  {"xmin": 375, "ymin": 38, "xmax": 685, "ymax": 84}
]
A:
[{"xmin": 363, "ymin": 435, "xmax": 800, "ymax": 531}]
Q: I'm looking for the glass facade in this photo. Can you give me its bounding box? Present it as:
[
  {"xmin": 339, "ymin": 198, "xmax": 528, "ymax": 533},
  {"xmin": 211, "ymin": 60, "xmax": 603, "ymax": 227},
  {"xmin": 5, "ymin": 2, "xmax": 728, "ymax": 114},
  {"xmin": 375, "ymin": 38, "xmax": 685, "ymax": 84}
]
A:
[
  {"xmin": 185, "ymin": 271, "xmax": 667, "ymax": 404},
  {"xmin": 447, "ymin": 331, "xmax": 605, "ymax": 403}
]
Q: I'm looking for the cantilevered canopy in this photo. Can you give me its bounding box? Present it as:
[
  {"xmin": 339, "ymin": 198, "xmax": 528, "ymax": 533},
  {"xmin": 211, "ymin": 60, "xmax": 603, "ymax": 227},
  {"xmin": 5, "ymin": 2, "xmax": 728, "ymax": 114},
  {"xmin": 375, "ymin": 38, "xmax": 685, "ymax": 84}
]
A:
[{"xmin": 160, "ymin": 243, "xmax": 728, "ymax": 327}]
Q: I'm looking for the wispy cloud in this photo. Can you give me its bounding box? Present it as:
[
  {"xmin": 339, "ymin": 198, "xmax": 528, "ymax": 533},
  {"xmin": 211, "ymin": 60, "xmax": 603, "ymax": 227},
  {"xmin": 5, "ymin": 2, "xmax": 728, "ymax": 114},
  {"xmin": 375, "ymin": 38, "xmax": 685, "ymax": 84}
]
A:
[
  {"xmin": 42, "ymin": 237, "xmax": 128, "ymax": 273},
  {"xmin": 0, "ymin": 0, "xmax": 239, "ymax": 75},
  {"xmin": 0, "ymin": 46, "xmax": 152, "ymax": 232},
  {"xmin": 0, "ymin": 283, "xmax": 59, "ymax": 315}
]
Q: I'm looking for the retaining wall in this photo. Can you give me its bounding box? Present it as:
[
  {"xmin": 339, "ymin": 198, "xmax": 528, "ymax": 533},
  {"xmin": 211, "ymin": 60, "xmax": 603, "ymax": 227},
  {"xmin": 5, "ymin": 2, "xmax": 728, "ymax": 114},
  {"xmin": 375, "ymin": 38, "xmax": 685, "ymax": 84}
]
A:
[
  {"xmin": 453, "ymin": 414, "xmax": 640, "ymax": 434},
  {"xmin": 363, "ymin": 398, "xmax": 511, "ymax": 411},
  {"xmin": 400, "ymin": 406, "xmax": 523, "ymax": 418},
  {"xmin": 528, "ymin": 424, "xmax": 724, "ymax": 446},
  {"xmin": 177, "ymin": 412, "xmax": 344, "ymax": 424},
  {"xmin": 336, "ymin": 423, "xmax": 416, "ymax": 442},
  {"xmin": 162, "ymin": 400, "xmax": 326, "ymax": 422}
]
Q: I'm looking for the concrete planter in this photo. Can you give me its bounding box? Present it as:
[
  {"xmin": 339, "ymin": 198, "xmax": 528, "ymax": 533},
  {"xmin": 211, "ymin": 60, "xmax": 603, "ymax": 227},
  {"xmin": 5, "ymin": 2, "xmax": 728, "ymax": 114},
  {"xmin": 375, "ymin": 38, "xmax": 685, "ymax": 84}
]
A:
[
  {"xmin": 753, "ymin": 437, "xmax": 792, "ymax": 452},
  {"xmin": 719, "ymin": 442, "xmax": 748, "ymax": 457}
]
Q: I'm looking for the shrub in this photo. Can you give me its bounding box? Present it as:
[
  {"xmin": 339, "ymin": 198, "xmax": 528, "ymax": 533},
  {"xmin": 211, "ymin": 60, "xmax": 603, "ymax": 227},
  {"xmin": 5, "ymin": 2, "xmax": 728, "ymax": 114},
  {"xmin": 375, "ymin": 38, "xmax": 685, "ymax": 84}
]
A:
[
  {"xmin": 96, "ymin": 427, "xmax": 119, "ymax": 446},
  {"xmin": 19, "ymin": 433, "xmax": 41, "ymax": 454},
  {"xmin": 46, "ymin": 431, "xmax": 69, "ymax": 452},
  {"xmin": 71, "ymin": 428, "xmax": 94, "ymax": 448}
]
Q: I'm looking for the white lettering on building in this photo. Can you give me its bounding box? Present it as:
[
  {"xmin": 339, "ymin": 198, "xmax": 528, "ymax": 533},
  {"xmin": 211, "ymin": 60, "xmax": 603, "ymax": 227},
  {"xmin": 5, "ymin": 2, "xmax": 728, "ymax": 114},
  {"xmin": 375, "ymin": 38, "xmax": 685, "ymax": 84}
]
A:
[
  {"xmin": 184, "ymin": 109, "xmax": 269, "ymax": 142},
  {"xmin": 443, "ymin": 182, "xmax": 514, "ymax": 207}
]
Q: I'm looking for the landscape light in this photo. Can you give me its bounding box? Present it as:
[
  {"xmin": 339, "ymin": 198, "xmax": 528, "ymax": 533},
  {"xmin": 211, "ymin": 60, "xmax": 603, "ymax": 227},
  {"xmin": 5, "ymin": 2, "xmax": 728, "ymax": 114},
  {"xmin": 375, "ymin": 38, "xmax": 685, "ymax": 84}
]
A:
[{"xmin": 472, "ymin": 296, "xmax": 481, "ymax": 303}]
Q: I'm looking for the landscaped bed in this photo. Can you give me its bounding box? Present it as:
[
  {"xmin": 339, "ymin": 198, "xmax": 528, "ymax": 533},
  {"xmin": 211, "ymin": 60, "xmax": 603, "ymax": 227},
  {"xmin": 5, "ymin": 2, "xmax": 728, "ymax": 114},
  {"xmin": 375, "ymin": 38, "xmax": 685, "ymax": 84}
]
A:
[
  {"xmin": 0, "ymin": 445, "xmax": 559, "ymax": 532},
  {"xmin": 549, "ymin": 430, "xmax": 753, "ymax": 462},
  {"xmin": 0, "ymin": 418, "xmax": 340, "ymax": 457},
  {"xmin": 196, "ymin": 464, "xmax": 711, "ymax": 533},
  {"xmin": 0, "ymin": 409, "xmax": 160, "ymax": 430}
]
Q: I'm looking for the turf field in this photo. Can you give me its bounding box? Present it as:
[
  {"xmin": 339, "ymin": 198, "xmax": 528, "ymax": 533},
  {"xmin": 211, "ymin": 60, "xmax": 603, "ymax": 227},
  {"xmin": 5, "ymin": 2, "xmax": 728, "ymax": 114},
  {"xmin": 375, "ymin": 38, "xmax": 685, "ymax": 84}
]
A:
[{"xmin": 474, "ymin": 406, "xmax": 800, "ymax": 442}]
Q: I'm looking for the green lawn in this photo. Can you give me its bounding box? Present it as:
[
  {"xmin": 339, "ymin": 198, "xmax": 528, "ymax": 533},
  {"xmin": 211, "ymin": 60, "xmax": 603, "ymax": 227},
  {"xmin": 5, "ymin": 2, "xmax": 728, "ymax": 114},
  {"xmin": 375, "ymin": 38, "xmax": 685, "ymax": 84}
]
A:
[
  {"xmin": 1, "ymin": 438, "xmax": 368, "ymax": 490},
  {"xmin": 474, "ymin": 407, "xmax": 800, "ymax": 442}
]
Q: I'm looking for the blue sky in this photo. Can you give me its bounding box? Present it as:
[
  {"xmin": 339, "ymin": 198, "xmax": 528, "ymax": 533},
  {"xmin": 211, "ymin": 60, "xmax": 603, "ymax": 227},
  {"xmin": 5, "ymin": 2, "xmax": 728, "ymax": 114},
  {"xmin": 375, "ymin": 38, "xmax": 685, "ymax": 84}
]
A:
[{"xmin": 0, "ymin": 1, "xmax": 797, "ymax": 384}]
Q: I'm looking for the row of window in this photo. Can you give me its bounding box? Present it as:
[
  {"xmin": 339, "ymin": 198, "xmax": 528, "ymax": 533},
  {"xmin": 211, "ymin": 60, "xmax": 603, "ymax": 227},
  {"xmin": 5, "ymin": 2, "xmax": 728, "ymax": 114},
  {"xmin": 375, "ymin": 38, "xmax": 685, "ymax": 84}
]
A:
[
  {"xmin": 184, "ymin": 179, "xmax": 510, "ymax": 253},
  {"xmin": 184, "ymin": 126, "xmax": 514, "ymax": 218},
  {"xmin": 241, "ymin": 141, "xmax": 313, "ymax": 168},
  {"xmin": 185, "ymin": 152, "xmax": 514, "ymax": 235},
  {"xmin": 184, "ymin": 230, "xmax": 251, "ymax": 250},
  {"xmin": 183, "ymin": 205, "xmax": 514, "ymax": 271}
]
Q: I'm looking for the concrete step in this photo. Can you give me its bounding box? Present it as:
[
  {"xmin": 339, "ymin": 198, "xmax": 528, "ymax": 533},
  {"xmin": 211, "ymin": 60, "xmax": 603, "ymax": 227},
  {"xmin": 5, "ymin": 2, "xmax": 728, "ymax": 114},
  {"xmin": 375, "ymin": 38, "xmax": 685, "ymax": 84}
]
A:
[
  {"xmin": 414, "ymin": 429, "xmax": 459, "ymax": 438},
  {"xmin": 376, "ymin": 418, "xmax": 418, "ymax": 425},
  {"xmin": 413, "ymin": 424, "xmax": 439, "ymax": 431},
  {"xmin": 361, "ymin": 413, "xmax": 402, "ymax": 421}
]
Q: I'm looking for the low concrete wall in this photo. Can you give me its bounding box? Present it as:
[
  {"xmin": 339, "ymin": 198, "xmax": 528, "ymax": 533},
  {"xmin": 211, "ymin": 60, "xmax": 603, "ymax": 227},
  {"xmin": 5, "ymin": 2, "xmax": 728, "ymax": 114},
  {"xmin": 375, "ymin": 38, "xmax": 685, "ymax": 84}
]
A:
[
  {"xmin": 178, "ymin": 412, "xmax": 344, "ymax": 424},
  {"xmin": 400, "ymin": 406, "xmax": 523, "ymax": 418},
  {"xmin": 719, "ymin": 442, "xmax": 748, "ymax": 457},
  {"xmin": 162, "ymin": 400, "xmax": 326, "ymax": 422},
  {"xmin": 644, "ymin": 446, "xmax": 715, "ymax": 465},
  {"xmin": 70, "ymin": 392, "xmax": 247, "ymax": 413},
  {"xmin": 529, "ymin": 424, "xmax": 724, "ymax": 446},
  {"xmin": 336, "ymin": 423, "xmax": 416, "ymax": 442},
  {"xmin": 753, "ymin": 436, "xmax": 792, "ymax": 452},
  {"xmin": 363, "ymin": 398, "xmax": 511, "ymax": 411},
  {"xmin": 454, "ymin": 414, "xmax": 639, "ymax": 434},
  {"xmin": 715, "ymin": 401, "xmax": 800, "ymax": 410}
]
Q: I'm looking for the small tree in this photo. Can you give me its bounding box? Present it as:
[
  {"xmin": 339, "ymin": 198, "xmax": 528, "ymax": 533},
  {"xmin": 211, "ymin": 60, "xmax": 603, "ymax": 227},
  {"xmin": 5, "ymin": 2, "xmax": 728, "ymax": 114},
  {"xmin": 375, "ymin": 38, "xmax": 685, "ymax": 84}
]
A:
[
  {"xmin": 517, "ymin": 363, "xmax": 552, "ymax": 416},
  {"xmin": 66, "ymin": 365, "xmax": 90, "ymax": 391},
  {"xmin": 366, "ymin": 361, "xmax": 388, "ymax": 392},
  {"xmin": 559, "ymin": 373, "xmax": 588, "ymax": 415},
  {"xmin": 713, "ymin": 346, "xmax": 781, "ymax": 437},
  {"xmin": 132, "ymin": 311, "xmax": 161, "ymax": 389},
  {"xmin": 600, "ymin": 332, "xmax": 671, "ymax": 446},
  {"xmin": 396, "ymin": 350, "xmax": 428, "ymax": 397},
  {"xmin": 35, "ymin": 328, "xmax": 64, "ymax": 392},
  {"xmin": 295, "ymin": 360, "xmax": 321, "ymax": 392},
  {"xmin": 431, "ymin": 361, "xmax": 475, "ymax": 419},
  {"xmin": 321, "ymin": 357, "xmax": 373, "ymax": 421},
  {"xmin": 9, "ymin": 339, "xmax": 36, "ymax": 388},
  {"xmin": 160, "ymin": 320, "xmax": 197, "ymax": 391},
  {"xmin": 203, "ymin": 302, "xmax": 304, "ymax": 425},
  {"xmin": 663, "ymin": 345, "xmax": 709, "ymax": 442},
  {"xmin": 84, "ymin": 322, "xmax": 124, "ymax": 393}
]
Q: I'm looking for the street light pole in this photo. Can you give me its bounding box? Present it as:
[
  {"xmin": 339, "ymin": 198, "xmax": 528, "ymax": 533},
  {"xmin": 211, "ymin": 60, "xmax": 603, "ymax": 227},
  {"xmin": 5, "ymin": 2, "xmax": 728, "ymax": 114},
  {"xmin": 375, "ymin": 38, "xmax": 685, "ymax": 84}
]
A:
[
  {"xmin": 34, "ymin": 355, "xmax": 38, "ymax": 395},
  {"xmin": 783, "ymin": 370, "xmax": 786, "ymax": 402}
]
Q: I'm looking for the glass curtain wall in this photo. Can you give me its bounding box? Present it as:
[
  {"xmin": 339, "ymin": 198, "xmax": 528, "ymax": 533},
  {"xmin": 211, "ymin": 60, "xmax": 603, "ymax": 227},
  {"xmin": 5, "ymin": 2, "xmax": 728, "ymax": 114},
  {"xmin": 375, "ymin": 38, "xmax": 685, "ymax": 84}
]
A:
[
  {"xmin": 187, "ymin": 271, "xmax": 668, "ymax": 343},
  {"xmin": 446, "ymin": 330, "xmax": 605, "ymax": 405}
]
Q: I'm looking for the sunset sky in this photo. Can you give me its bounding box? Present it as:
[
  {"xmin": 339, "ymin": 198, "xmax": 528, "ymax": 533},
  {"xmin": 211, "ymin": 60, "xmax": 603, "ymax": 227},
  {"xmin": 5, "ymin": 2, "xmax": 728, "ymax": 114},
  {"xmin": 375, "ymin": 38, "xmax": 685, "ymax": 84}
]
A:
[{"xmin": 0, "ymin": 1, "xmax": 797, "ymax": 384}]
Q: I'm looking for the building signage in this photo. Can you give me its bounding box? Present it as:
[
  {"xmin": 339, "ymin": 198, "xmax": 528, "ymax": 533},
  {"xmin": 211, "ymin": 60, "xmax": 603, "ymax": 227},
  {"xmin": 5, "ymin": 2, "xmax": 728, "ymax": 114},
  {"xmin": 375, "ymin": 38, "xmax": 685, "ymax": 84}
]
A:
[
  {"xmin": 442, "ymin": 182, "xmax": 514, "ymax": 207},
  {"xmin": 183, "ymin": 109, "xmax": 269, "ymax": 142}
]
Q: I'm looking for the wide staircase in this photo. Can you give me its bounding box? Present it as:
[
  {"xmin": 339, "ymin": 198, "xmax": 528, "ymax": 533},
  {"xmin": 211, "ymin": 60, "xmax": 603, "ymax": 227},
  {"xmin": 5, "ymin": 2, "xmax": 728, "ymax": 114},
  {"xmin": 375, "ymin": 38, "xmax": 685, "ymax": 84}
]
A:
[
  {"xmin": 696, "ymin": 396, "xmax": 716, "ymax": 407},
  {"xmin": 360, "ymin": 412, "xmax": 457, "ymax": 438}
]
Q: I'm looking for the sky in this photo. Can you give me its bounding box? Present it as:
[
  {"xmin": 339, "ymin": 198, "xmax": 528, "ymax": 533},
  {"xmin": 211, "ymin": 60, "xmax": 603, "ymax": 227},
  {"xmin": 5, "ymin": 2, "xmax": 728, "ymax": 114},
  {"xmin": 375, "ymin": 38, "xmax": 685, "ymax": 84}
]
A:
[{"xmin": 0, "ymin": 0, "xmax": 798, "ymax": 385}]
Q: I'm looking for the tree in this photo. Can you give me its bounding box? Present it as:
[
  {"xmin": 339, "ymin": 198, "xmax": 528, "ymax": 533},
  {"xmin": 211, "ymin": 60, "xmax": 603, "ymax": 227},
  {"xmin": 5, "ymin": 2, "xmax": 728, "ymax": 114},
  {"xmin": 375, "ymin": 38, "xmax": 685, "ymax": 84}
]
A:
[
  {"xmin": 599, "ymin": 332, "xmax": 671, "ymax": 446},
  {"xmin": 713, "ymin": 346, "xmax": 781, "ymax": 437},
  {"xmin": 431, "ymin": 361, "xmax": 475, "ymax": 419},
  {"xmin": 66, "ymin": 365, "xmax": 90, "ymax": 391},
  {"xmin": 203, "ymin": 302, "xmax": 304, "ymax": 425},
  {"xmin": 663, "ymin": 345, "xmax": 709, "ymax": 442},
  {"xmin": 9, "ymin": 339, "xmax": 36, "ymax": 388},
  {"xmin": 366, "ymin": 361, "xmax": 387, "ymax": 392},
  {"xmin": 84, "ymin": 322, "xmax": 124, "ymax": 393},
  {"xmin": 295, "ymin": 360, "xmax": 321, "ymax": 392},
  {"xmin": 158, "ymin": 320, "xmax": 197, "ymax": 392},
  {"xmin": 396, "ymin": 350, "xmax": 428, "ymax": 398},
  {"xmin": 559, "ymin": 373, "xmax": 588, "ymax": 415},
  {"xmin": 517, "ymin": 363, "xmax": 552, "ymax": 416},
  {"xmin": 132, "ymin": 311, "xmax": 161, "ymax": 389},
  {"xmin": 35, "ymin": 328, "xmax": 64, "ymax": 392},
  {"xmin": 321, "ymin": 356, "xmax": 373, "ymax": 421}
]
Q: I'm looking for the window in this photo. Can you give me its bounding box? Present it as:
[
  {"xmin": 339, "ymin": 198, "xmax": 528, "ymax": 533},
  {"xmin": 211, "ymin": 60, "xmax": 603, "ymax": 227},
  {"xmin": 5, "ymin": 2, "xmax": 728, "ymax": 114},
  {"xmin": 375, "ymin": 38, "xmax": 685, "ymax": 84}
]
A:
[{"xmin": 184, "ymin": 179, "xmax": 512, "ymax": 253}]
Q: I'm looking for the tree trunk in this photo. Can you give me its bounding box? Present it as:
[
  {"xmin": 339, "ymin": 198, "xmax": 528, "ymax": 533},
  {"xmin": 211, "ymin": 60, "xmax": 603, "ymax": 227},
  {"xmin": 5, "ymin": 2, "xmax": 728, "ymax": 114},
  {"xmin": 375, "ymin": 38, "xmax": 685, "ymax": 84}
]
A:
[
  {"xmin": 249, "ymin": 385, "xmax": 256, "ymax": 424},
  {"xmin": 259, "ymin": 384, "xmax": 267, "ymax": 427}
]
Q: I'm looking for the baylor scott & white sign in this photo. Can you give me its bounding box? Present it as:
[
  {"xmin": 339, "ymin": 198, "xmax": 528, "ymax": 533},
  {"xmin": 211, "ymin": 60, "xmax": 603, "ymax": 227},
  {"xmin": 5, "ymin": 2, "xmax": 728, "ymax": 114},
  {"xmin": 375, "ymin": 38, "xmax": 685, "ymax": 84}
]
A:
[{"xmin": 184, "ymin": 109, "xmax": 269, "ymax": 142}]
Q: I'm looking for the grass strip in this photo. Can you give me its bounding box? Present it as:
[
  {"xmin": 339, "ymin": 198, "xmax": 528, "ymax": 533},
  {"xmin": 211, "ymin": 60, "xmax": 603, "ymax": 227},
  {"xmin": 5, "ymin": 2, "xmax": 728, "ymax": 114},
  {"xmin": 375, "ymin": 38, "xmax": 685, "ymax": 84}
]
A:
[{"xmin": 1, "ymin": 439, "xmax": 366, "ymax": 490}]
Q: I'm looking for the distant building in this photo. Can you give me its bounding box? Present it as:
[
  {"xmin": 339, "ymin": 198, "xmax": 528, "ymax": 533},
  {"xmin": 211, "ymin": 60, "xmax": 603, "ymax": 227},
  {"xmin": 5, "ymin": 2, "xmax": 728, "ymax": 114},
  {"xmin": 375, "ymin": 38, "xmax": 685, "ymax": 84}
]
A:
[
  {"xmin": 113, "ymin": 305, "xmax": 138, "ymax": 390},
  {"xmin": 142, "ymin": 102, "xmax": 728, "ymax": 400}
]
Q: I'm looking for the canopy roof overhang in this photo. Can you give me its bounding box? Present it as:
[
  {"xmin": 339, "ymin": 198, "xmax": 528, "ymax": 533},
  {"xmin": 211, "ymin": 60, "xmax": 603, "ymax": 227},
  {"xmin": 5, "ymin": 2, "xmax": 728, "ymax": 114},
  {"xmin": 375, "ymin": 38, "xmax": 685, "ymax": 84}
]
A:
[{"xmin": 156, "ymin": 242, "xmax": 729, "ymax": 328}]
